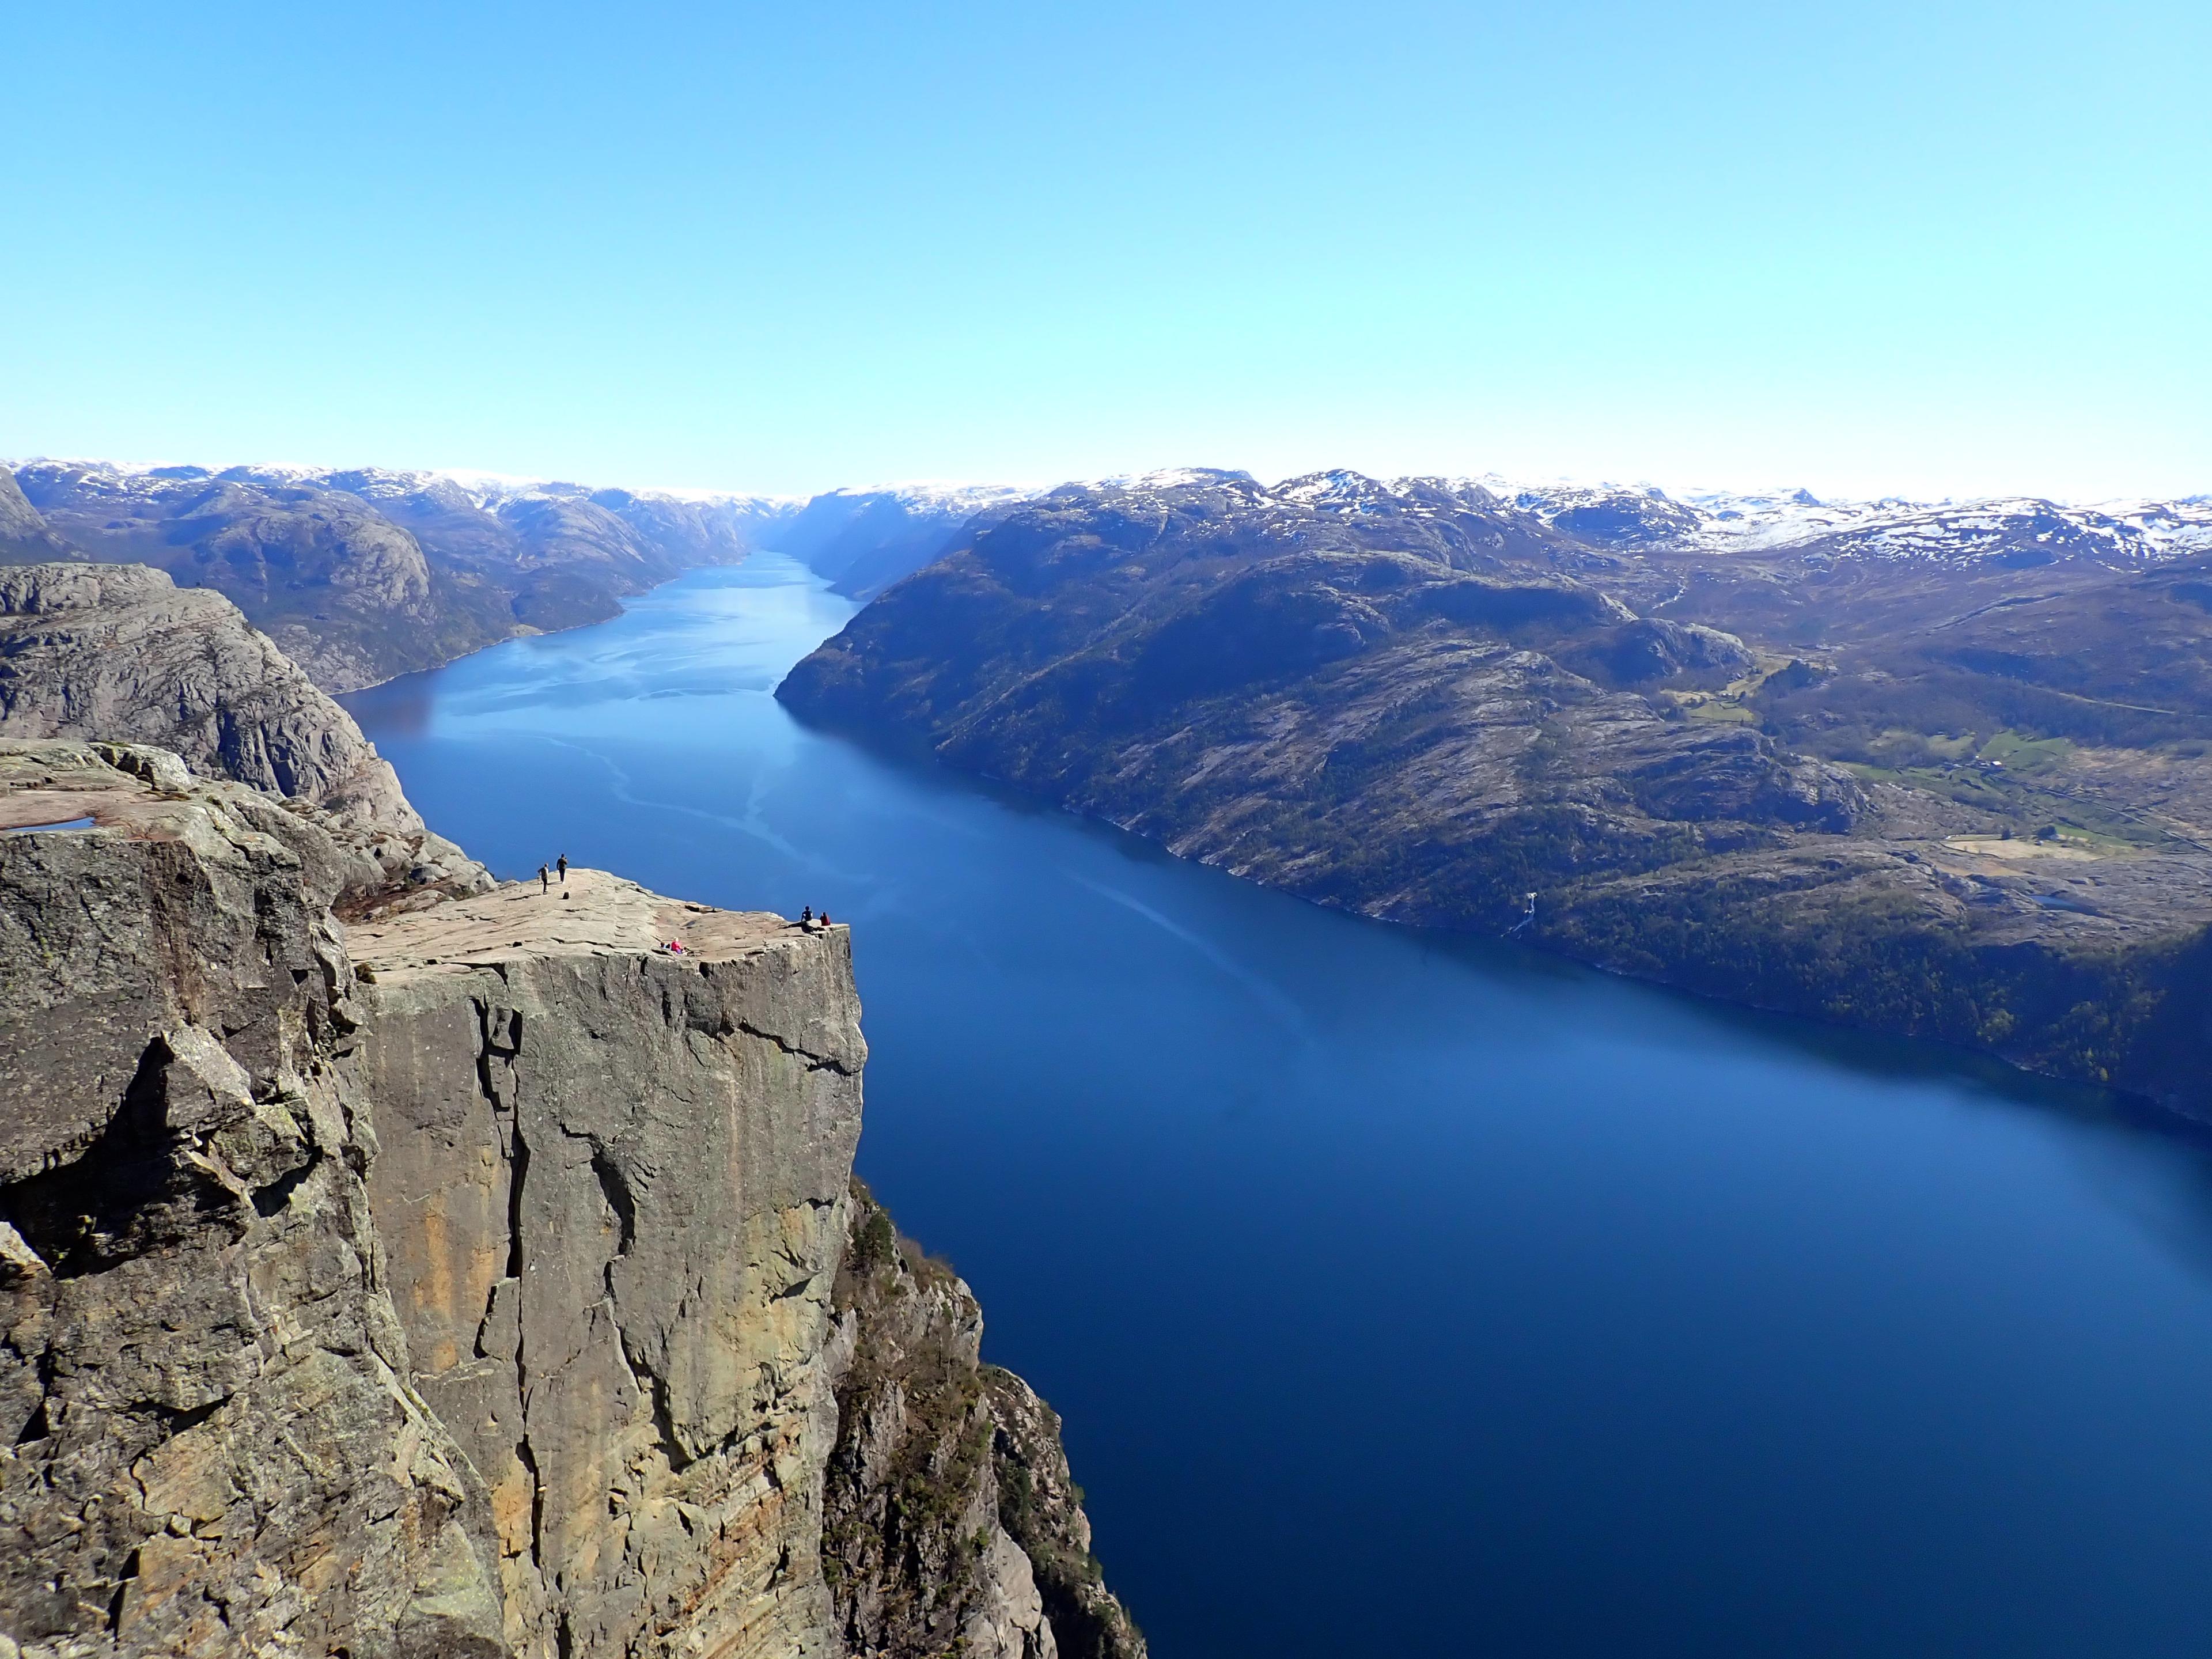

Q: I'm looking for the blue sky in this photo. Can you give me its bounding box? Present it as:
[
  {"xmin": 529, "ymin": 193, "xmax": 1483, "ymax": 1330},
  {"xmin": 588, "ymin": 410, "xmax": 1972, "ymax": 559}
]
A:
[{"xmin": 5, "ymin": 2, "xmax": 2206, "ymax": 500}]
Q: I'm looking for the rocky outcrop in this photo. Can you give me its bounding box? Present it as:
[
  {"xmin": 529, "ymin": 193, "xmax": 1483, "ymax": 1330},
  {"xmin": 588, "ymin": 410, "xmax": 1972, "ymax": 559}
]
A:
[
  {"xmin": 0, "ymin": 743, "xmax": 509, "ymax": 1658},
  {"xmin": 0, "ymin": 563, "xmax": 420, "ymax": 830},
  {"xmin": 824, "ymin": 1184, "xmax": 1143, "ymax": 1659},
  {"xmin": 345, "ymin": 873, "xmax": 866, "ymax": 1658},
  {"xmin": 0, "ymin": 741, "xmax": 1139, "ymax": 1656}
]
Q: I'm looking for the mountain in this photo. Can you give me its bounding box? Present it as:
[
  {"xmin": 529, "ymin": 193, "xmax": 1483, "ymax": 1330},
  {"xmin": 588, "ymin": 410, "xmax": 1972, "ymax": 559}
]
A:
[
  {"xmin": 0, "ymin": 464, "xmax": 74, "ymax": 560},
  {"xmin": 0, "ymin": 571, "xmax": 1142, "ymax": 1658},
  {"xmin": 4, "ymin": 461, "xmax": 794, "ymax": 692},
  {"xmin": 781, "ymin": 469, "xmax": 2212, "ymax": 1109},
  {"xmin": 1, "ymin": 562, "xmax": 416, "ymax": 825},
  {"xmin": 764, "ymin": 482, "xmax": 1036, "ymax": 600},
  {"xmin": 1491, "ymin": 477, "xmax": 2212, "ymax": 565}
]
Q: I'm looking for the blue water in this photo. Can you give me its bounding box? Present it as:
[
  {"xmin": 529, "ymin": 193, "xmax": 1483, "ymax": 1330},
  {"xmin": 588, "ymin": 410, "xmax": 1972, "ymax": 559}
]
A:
[{"xmin": 346, "ymin": 558, "xmax": 2212, "ymax": 1658}]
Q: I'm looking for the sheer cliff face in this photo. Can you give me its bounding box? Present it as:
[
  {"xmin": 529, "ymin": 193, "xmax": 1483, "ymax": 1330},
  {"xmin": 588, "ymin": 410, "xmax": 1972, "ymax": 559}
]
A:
[
  {"xmin": 348, "ymin": 876, "xmax": 867, "ymax": 1657},
  {"xmin": 0, "ymin": 744, "xmax": 1142, "ymax": 1658}
]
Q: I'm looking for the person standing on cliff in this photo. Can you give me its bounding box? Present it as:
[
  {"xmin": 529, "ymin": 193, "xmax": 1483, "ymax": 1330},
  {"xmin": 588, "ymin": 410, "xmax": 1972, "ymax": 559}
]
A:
[
  {"xmin": 557, "ymin": 853, "xmax": 568, "ymax": 884},
  {"xmin": 538, "ymin": 862, "xmax": 551, "ymax": 893}
]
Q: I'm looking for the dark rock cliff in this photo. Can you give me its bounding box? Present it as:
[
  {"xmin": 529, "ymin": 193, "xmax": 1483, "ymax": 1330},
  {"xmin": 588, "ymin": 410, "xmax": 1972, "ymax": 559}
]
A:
[{"xmin": 824, "ymin": 1183, "xmax": 1143, "ymax": 1659}]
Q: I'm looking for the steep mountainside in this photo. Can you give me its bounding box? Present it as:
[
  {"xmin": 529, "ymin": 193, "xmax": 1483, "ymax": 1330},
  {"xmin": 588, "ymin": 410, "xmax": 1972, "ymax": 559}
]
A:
[
  {"xmin": 781, "ymin": 471, "xmax": 2212, "ymax": 1109},
  {"xmin": 0, "ymin": 585, "xmax": 1138, "ymax": 1657},
  {"xmin": 0, "ymin": 469, "xmax": 72, "ymax": 562},
  {"xmin": 767, "ymin": 484, "xmax": 1036, "ymax": 601},
  {"xmin": 5, "ymin": 463, "xmax": 791, "ymax": 691},
  {"xmin": 0, "ymin": 562, "xmax": 428, "ymax": 830}
]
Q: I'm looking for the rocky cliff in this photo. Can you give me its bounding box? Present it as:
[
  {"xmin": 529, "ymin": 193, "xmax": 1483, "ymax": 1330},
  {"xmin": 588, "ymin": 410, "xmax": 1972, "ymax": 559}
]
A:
[
  {"xmin": 0, "ymin": 738, "xmax": 1140, "ymax": 1657},
  {"xmin": 0, "ymin": 741, "xmax": 511, "ymax": 1658},
  {"xmin": 0, "ymin": 563, "xmax": 418, "ymax": 829},
  {"xmin": 344, "ymin": 871, "xmax": 865, "ymax": 1657}
]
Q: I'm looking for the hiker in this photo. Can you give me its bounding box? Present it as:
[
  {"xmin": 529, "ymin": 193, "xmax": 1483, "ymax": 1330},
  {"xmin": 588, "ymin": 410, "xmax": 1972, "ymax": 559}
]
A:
[
  {"xmin": 538, "ymin": 863, "xmax": 550, "ymax": 893},
  {"xmin": 820, "ymin": 911, "xmax": 832, "ymax": 926},
  {"xmin": 801, "ymin": 906, "xmax": 812, "ymax": 925},
  {"xmin": 557, "ymin": 853, "xmax": 568, "ymax": 883}
]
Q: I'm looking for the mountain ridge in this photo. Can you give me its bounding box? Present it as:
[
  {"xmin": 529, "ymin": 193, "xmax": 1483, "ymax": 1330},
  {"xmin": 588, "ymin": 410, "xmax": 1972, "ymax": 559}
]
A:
[{"xmin": 778, "ymin": 468, "xmax": 2212, "ymax": 1111}]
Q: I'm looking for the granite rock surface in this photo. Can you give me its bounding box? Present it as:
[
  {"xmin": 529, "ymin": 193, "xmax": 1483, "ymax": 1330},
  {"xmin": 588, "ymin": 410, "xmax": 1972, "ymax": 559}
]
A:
[{"xmin": 0, "ymin": 744, "xmax": 508, "ymax": 1658}]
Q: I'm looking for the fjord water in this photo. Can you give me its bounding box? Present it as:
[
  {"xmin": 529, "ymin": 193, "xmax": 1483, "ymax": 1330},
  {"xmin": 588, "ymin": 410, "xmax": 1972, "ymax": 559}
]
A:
[{"xmin": 346, "ymin": 557, "xmax": 2212, "ymax": 1659}]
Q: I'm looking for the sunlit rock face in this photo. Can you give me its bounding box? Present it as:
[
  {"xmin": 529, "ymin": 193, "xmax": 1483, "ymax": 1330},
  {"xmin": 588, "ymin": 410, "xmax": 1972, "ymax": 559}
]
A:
[
  {"xmin": 349, "ymin": 874, "xmax": 868, "ymax": 1657},
  {"xmin": 0, "ymin": 562, "xmax": 422, "ymax": 830}
]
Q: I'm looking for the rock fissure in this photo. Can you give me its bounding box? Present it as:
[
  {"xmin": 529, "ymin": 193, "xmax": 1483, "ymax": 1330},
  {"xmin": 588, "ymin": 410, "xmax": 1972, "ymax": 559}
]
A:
[{"xmin": 734, "ymin": 1018, "xmax": 853, "ymax": 1075}]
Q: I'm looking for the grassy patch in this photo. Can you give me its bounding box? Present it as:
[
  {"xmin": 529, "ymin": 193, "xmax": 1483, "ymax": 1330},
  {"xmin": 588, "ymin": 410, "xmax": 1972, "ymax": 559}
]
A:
[{"xmin": 1978, "ymin": 730, "xmax": 2076, "ymax": 774}]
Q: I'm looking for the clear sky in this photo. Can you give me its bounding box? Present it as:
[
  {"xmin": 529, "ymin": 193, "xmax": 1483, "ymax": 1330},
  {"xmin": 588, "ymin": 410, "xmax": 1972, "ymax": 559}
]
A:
[{"xmin": 5, "ymin": 2, "xmax": 2207, "ymax": 501}]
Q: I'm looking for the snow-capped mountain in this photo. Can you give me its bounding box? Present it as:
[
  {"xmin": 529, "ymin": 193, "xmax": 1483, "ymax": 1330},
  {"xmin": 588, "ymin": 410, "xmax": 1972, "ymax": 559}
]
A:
[{"xmin": 1480, "ymin": 474, "xmax": 2212, "ymax": 566}]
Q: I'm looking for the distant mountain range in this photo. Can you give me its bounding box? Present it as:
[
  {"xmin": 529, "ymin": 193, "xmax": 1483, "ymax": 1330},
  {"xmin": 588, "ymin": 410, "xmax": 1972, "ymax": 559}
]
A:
[
  {"xmin": 1480, "ymin": 475, "xmax": 2212, "ymax": 566},
  {"xmin": 0, "ymin": 460, "xmax": 1054, "ymax": 689},
  {"xmin": 6, "ymin": 455, "xmax": 2207, "ymax": 692}
]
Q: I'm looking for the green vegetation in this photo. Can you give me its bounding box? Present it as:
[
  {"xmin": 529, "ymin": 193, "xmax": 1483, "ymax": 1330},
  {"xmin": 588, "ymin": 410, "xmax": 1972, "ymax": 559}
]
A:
[{"xmin": 1544, "ymin": 869, "xmax": 2212, "ymax": 1097}]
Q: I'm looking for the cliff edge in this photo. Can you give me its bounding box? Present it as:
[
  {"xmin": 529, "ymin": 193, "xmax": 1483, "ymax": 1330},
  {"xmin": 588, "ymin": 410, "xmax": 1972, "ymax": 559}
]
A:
[{"xmin": 0, "ymin": 744, "xmax": 1141, "ymax": 1657}]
